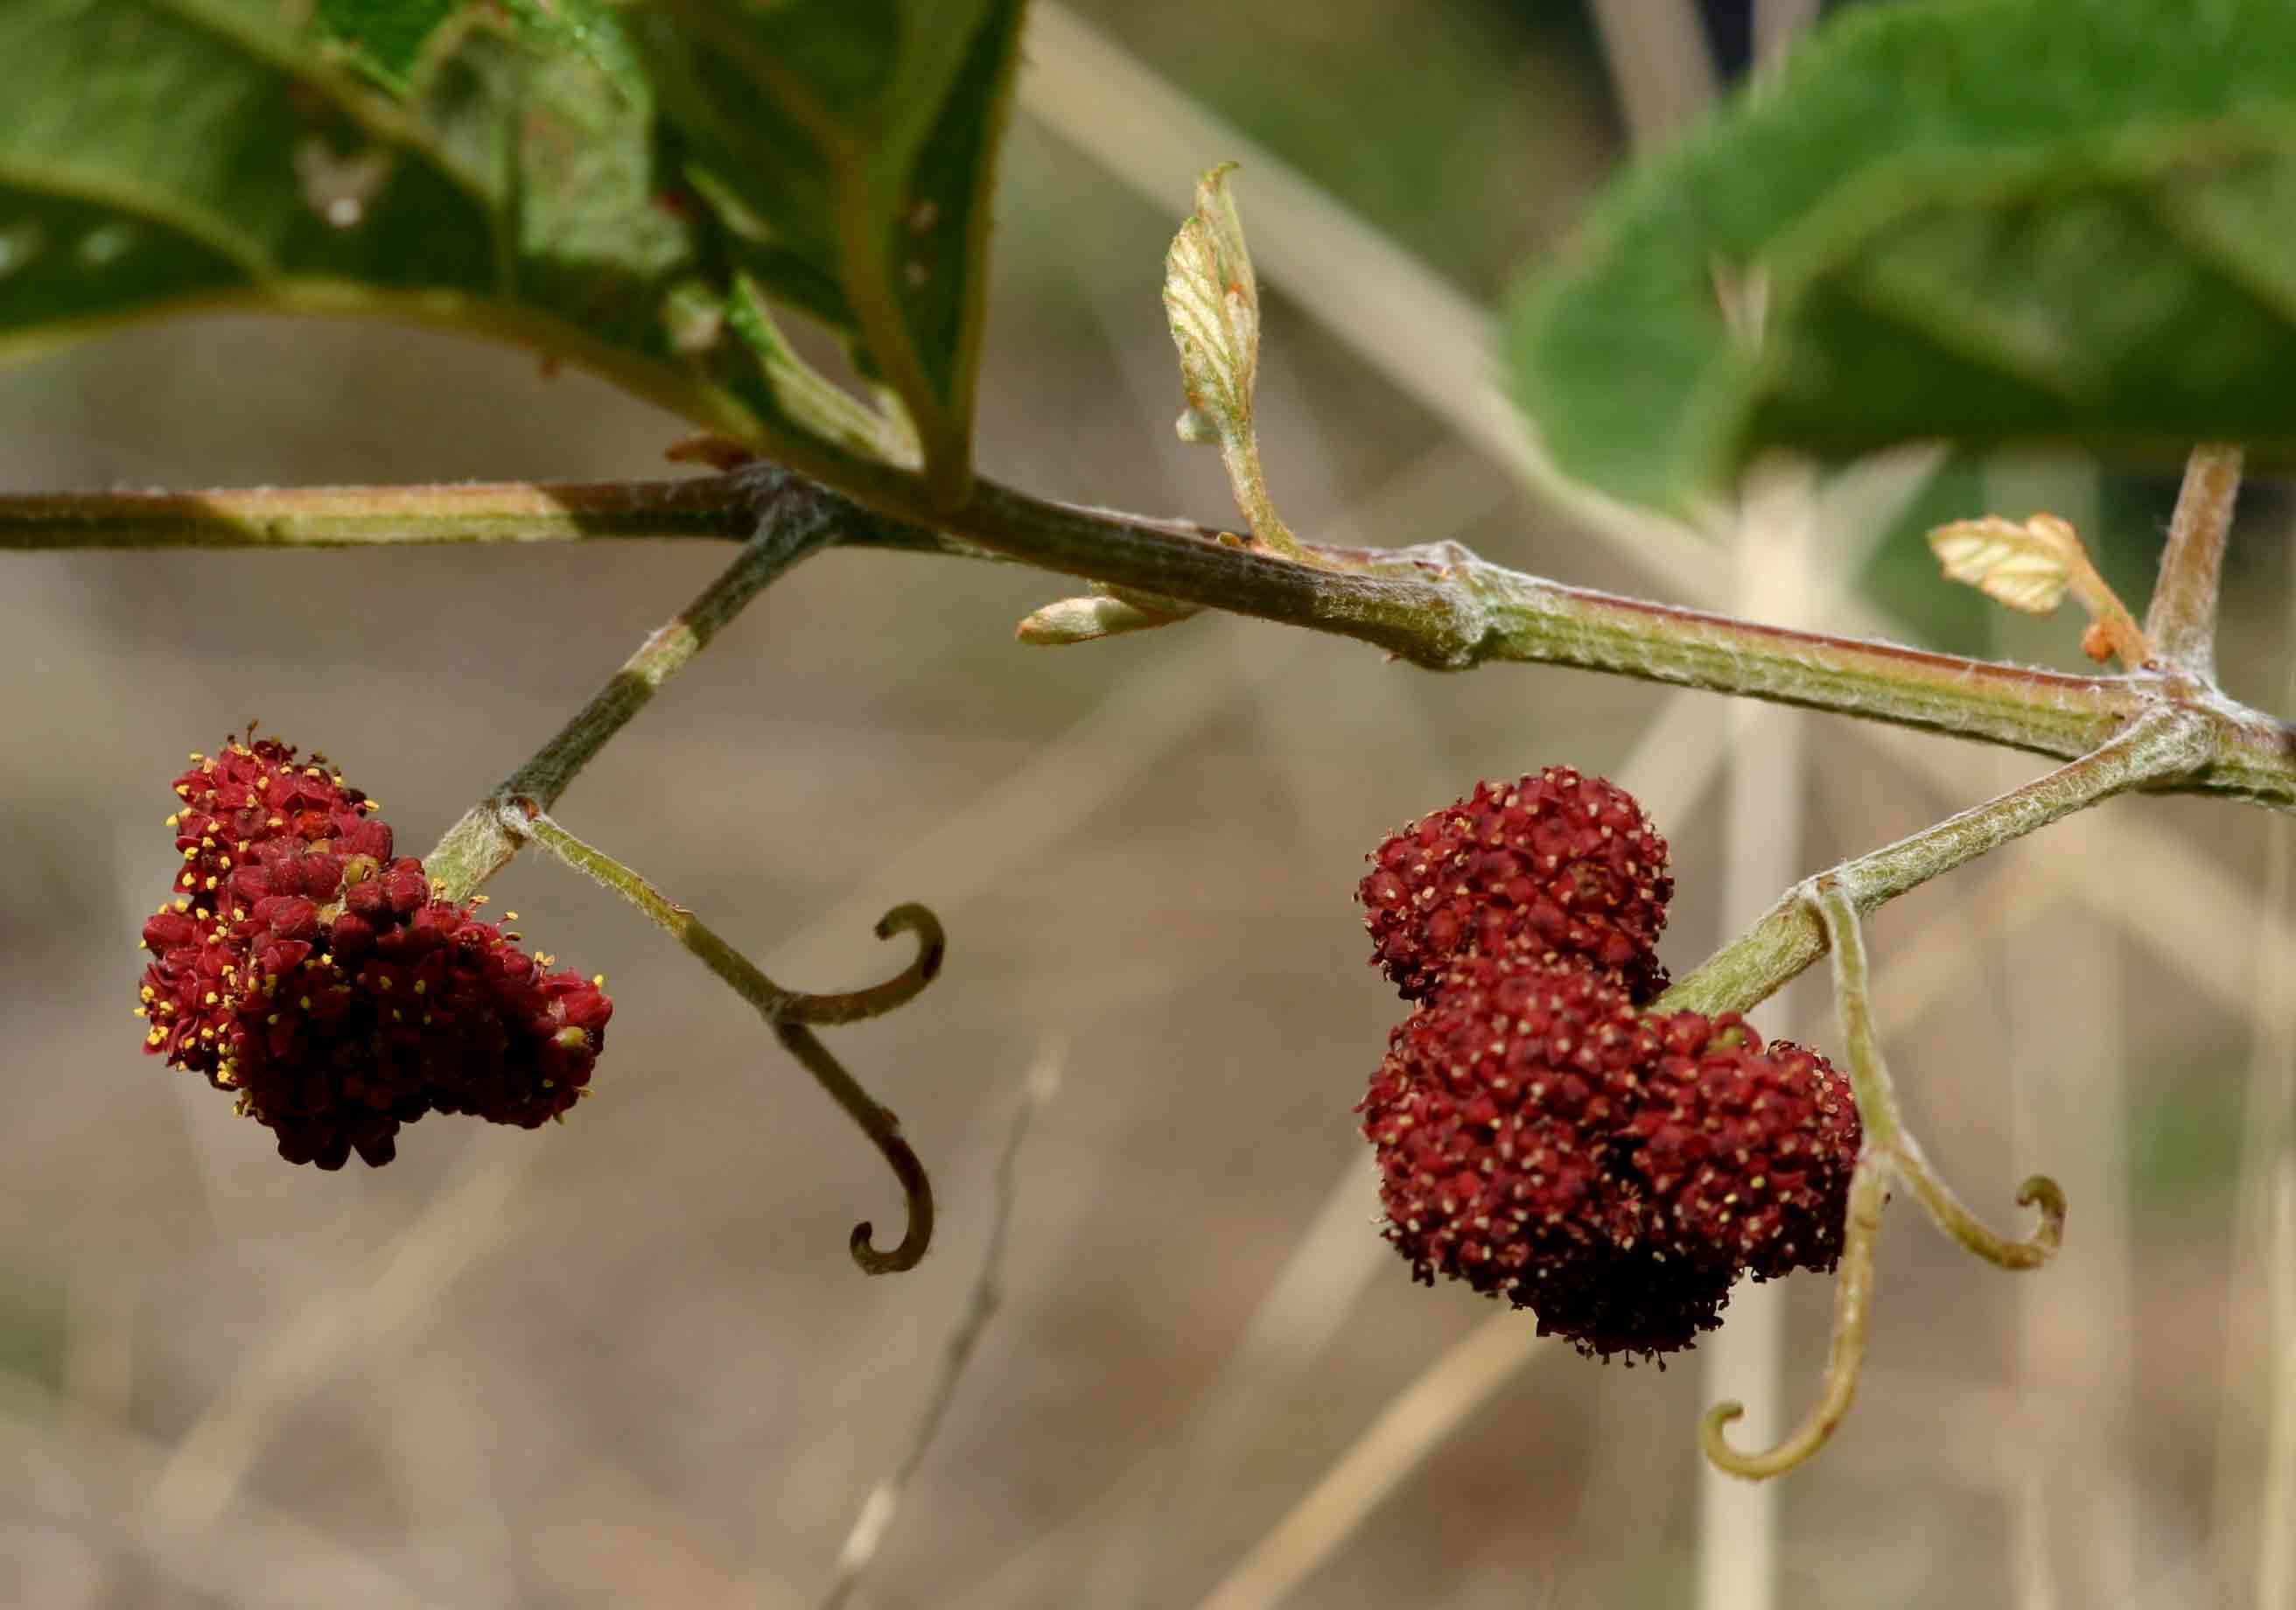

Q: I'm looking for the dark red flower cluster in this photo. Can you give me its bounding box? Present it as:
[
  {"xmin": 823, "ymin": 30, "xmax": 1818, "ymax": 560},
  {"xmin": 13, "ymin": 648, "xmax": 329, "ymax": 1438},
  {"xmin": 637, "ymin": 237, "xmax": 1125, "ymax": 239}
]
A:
[
  {"xmin": 136, "ymin": 737, "xmax": 611, "ymax": 1169},
  {"xmin": 1355, "ymin": 773, "xmax": 1860, "ymax": 1362},
  {"xmin": 1358, "ymin": 767, "xmax": 1674, "ymax": 1004}
]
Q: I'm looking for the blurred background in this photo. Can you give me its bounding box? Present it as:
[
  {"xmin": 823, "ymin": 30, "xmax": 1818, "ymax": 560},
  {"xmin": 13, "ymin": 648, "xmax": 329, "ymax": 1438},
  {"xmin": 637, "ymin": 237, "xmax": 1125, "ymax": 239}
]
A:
[{"xmin": 2, "ymin": 3, "xmax": 2292, "ymax": 1606}]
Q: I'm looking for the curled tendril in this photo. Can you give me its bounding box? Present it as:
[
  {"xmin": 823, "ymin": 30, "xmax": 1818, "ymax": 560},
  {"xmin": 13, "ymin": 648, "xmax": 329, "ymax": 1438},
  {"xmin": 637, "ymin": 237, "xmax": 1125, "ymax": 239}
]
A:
[
  {"xmin": 1808, "ymin": 878, "xmax": 2070, "ymax": 1275},
  {"xmin": 1716, "ymin": 878, "xmax": 2074, "ymax": 1479},
  {"xmin": 505, "ymin": 804, "xmax": 941, "ymax": 1275},
  {"xmin": 775, "ymin": 1022, "xmax": 936, "ymax": 1275},
  {"xmin": 1894, "ymin": 1145, "xmax": 2067, "ymax": 1270},
  {"xmin": 774, "ymin": 903, "xmax": 947, "ymax": 1026},
  {"xmin": 1703, "ymin": 1154, "xmax": 1888, "ymax": 1480}
]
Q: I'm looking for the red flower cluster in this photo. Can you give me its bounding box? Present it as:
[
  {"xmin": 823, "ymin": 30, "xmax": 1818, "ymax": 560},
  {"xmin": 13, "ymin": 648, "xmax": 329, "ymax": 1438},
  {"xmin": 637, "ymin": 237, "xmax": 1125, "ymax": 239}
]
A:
[
  {"xmin": 136, "ymin": 737, "xmax": 611, "ymax": 1169},
  {"xmin": 1355, "ymin": 773, "xmax": 1860, "ymax": 1362},
  {"xmin": 1358, "ymin": 767, "xmax": 1674, "ymax": 1004}
]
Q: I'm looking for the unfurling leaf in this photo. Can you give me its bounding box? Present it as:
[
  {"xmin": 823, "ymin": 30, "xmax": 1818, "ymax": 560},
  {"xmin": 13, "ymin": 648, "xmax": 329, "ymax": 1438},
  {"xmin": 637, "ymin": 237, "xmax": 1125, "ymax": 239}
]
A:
[
  {"xmin": 1927, "ymin": 512, "xmax": 2148, "ymax": 664},
  {"xmin": 1927, "ymin": 514, "xmax": 2080, "ymax": 615},
  {"xmin": 1164, "ymin": 162, "xmax": 1259, "ymax": 435},
  {"xmin": 1162, "ymin": 164, "xmax": 1302, "ymax": 559}
]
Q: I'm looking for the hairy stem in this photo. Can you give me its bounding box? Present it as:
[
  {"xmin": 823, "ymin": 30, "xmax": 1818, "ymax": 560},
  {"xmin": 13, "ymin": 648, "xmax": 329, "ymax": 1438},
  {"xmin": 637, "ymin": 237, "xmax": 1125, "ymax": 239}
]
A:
[
  {"xmin": 12, "ymin": 452, "xmax": 2296, "ymax": 804},
  {"xmin": 18, "ymin": 470, "xmax": 2292, "ymax": 802},
  {"xmin": 509, "ymin": 804, "xmax": 939, "ymax": 1274},
  {"xmin": 2146, "ymin": 444, "xmax": 2244, "ymax": 678},
  {"xmin": 424, "ymin": 476, "xmax": 837, "ymax": 900},
  {"xmin": 1658, "ymin": 707, "xmax": 2213, "ymax": 1018}
]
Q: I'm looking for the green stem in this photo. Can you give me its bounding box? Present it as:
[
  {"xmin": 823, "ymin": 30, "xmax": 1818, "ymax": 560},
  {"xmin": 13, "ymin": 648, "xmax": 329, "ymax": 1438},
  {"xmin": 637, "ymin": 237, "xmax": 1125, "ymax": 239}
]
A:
[
  {"xmin": 2146, "ymin": 444, "xmax": 2244, "ymax": 679},
  {"xmin": 424, "ymin": 476, "xmax": 838, "ymax": 900},
  {"xmin": 509, "ymin": 803, "xmax": 940, "ymax": 1275},
  {"xmin": 1658, "ymin": 707, "xmax": 2213, "ymax": 1018},
  {"xmin": 10, "ymin": 451, "xmax": 2296, "ymax": 802},
  {"xmin": 18, "ymin": 471, "xmax": 2291, "ymax": 802}
]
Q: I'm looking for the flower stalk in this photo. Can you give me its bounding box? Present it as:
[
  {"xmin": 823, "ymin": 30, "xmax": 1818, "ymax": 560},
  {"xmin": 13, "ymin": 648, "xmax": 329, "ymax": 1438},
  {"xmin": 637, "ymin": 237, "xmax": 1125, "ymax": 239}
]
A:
[
  {"xmin": 423, "ymin": 474, "xmax": 840, "ymax": 902},
  {"xmin": 1656, "ymin": 707, "xmax": 2214, "ymax": 1019}
]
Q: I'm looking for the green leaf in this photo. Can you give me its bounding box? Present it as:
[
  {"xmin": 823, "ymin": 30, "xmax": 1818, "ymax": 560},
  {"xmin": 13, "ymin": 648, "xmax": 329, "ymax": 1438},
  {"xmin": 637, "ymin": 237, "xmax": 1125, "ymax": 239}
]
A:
[
  {"xmin": 0, "ymin": 0, "xmax": 1028, "ymax": 500},
  {"xmin": 629, "ymin": 0, "xmax": 1028, "ymax": 504},
  {"xmin": 500, "ymin": 0, "xmax": 644, "ymax": 102},
  {"xmin": 316, "ymin": 0, "xmax": 456, "ymax": 90},
  {"xmin": 1508, "ymin": 0, "xmax": 2296, "ymax": 515}
]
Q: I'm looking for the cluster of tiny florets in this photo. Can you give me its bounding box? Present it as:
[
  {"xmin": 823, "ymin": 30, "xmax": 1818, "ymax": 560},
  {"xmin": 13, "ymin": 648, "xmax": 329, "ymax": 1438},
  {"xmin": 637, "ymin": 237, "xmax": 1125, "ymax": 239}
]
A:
[
  {"xmin": 1357, "ymin": 766, "xmax": 1674, "ymax": 1004},
  {"xmin": 136, "ymin": 737, "xmax": 611, "ymax": 1169},
  {"xmin": 1355, "ymin": 772, "xmax": 1859, "ymax": 1362}
]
